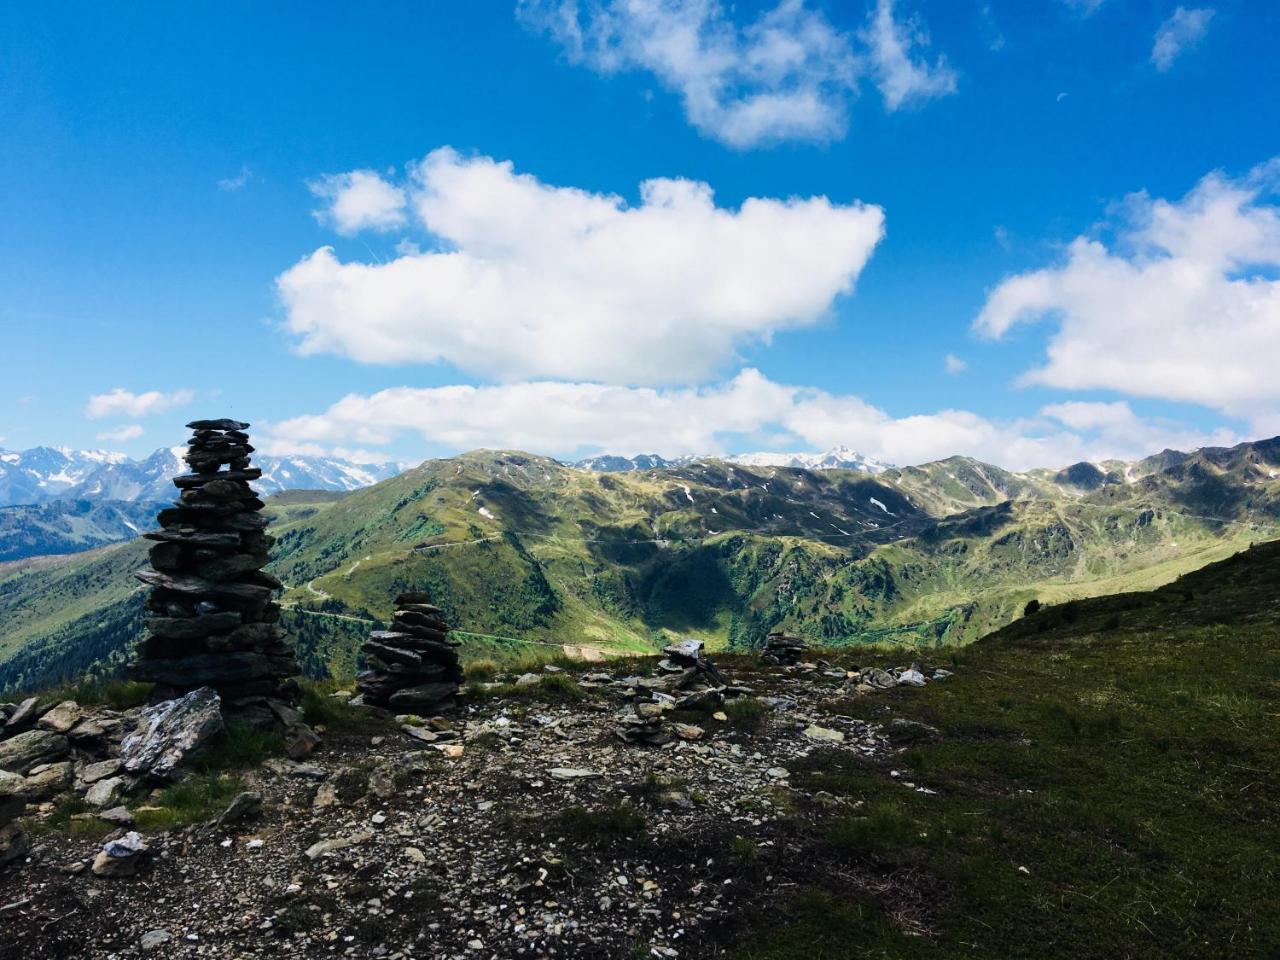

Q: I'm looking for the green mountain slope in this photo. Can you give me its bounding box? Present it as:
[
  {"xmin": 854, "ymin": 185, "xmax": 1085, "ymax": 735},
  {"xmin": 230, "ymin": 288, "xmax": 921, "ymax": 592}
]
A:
[
  {"xmin": 2, "ymin": 439, "xmax": 1278, "ymax": 693},
  {"xmin": 736, "ymin": 539, "xmax": 1280, "ymax": 958},
  {"xmin": 0, "ymin": 498, "xmax": 162, "ymax": 561}
]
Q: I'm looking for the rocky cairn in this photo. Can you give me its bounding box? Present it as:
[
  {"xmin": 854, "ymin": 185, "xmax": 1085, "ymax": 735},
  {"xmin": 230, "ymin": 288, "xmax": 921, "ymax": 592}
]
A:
[
  {"xmin": 357, "ymin": 593, "xmax": 463, "ymax": 713},
  {"xmin": 615, "ymin": 639, "xmax": 726, "ymax": 746},
  {"xmin": 761, "ymin": 630, "xmax": 807, "ymax": 666},
  {"xmin": 130, "ymin": 419, "xmax": 299, "ymax": 714}
]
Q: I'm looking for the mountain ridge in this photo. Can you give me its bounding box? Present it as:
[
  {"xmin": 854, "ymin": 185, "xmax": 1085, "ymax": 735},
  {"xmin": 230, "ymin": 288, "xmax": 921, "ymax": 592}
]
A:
[
  {"xmin": 2, "ymin": 435, "xmax": 1277, "ymax": 693},
  {"xmin": 0, "ymin": 445, "xmax": 401, "ymax": 507}
]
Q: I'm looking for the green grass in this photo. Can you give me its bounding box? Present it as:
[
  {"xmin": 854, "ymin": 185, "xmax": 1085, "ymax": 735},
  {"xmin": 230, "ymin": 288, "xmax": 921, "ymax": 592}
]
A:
[
  {"xmin": 465, "ymin": 672, "xmax": 588, "ymax": 703},
  {"xmin": 134, "ymin": 775, "xmax": 246, "ymax": 831},
  {"xmin": 298, "ymin": 679, "xmax": 393, "ymax": 733},
  {"xmin": 733, "ymin": 539, "xmax": 1280, "ymax": 959},
  {"xmin": 39, "ymin": 677, "xmax": 153, "ymax": 710},
  {"xmin": 723, "ymin": 696, "xmax": 769, "ymax": 731},
  {"xmin": 552, "ymin": 804, "xmax": 648, "ymax": 849}
]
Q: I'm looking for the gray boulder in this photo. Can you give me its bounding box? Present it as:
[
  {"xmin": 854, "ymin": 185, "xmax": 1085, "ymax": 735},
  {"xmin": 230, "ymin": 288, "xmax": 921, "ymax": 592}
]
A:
[
  {"xmin": 0, "ymin": 730, "xmax": 69, "ymax": 775},
  {"xmin": 120, "ymin": 687, "xmax": 223, "ymax": 780}
]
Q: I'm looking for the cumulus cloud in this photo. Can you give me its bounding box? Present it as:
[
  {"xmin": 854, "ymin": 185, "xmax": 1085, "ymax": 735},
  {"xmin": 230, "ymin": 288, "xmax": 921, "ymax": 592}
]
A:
[
  {"xmin": 1039, "ymin": 401, "xmax": 1235, "ymax": 458},
  {"xmin": 860, "ymin": 0, "xmax": 957, "ymax": 111},
  {"xmin": 96, "ymin": 424, "xmax": 145, "ymax": 442},
  {"xmin": 280, "ymin": 148, "xmax": 885, "ymax": 384},
  {"xmin": 262, "ymin": 368, "xmax": 1235, "ymax": 471},
  {"xmin": 85, "ymin": 388, "xmax": 194, "ymax": 420},
  {"xmin": 518, "ymin": 0, "xmax": 953, "ymax": 147},
  {"xmin": 975, "ymin": 159, "xmax": 1280, "ymax": 432},
  {"xmin": 309, "ymin": 170, "xmax": 408, "ymax": 234},
  {"xmin": 944, "ymin": 353, "xmax": 967, "ymax": 374},
  {"xmin": 1151, "ymin": 7, "xmax": 1214, "ymax": 72}
]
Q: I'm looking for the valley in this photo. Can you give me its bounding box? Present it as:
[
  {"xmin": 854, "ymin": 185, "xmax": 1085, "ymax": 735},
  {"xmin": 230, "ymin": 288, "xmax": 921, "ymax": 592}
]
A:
[{"xmin": 2, "ymin": 437, "xmax": 1276, "ymax": 695}]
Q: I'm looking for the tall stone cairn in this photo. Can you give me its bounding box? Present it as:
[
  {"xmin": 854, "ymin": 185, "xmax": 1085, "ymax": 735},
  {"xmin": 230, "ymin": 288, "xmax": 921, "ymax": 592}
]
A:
[
  {"xmin": 358, "ymin": 593, "xmax": 462, "ymax": 713},
  {"xmin": 129, "ymin": 419, "xmax": 299, "ymax": 711}
]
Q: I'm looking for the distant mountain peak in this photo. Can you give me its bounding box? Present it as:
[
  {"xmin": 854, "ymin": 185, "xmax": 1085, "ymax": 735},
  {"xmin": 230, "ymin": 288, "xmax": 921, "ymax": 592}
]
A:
[
  {"xmin": 0, "ymin": 445, "xmax": 402, "ymax": 506},
  {"xmin": 572, "ymin": 447, "xmax": 891, "ymax": 474}
]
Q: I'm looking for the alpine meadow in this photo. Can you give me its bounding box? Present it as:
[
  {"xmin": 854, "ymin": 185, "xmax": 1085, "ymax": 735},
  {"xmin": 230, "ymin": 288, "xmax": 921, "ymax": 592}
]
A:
[{"xmin": 1, "ymin": 2, "xmax": 1278, "ymax": 958}]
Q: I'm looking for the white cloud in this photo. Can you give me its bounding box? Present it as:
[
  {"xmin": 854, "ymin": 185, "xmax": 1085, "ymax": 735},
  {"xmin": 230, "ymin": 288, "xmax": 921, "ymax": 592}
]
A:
[
  {"xmin": 309, "ymin": 170, "xmax": 408, "ymax": 234},
  {"xmin": 262, "ymin": 368, "xmax": 1236, "ymax": 471},
  {"xmin": 860, "ymin": 0, "xmax": 957, "ymax": 111},
  {"xmin": 944, "ymin": 353, "xmax": 967, "ymax": 374},
  {"xmin": 1151, "ymin": 7, "xmax": 1214, "ymax": 72},
  {"xmin": 975, "ymin": 159, "xmax": 1280, "ymax": 432},
  {"xmin": 85, "ymin": 388, "xmax": 195, "ymax": 420},
  {"xmin": 217, "ymin": 166, "xmax": 253, "ymax": 192},
  {"xmin": 96, "ymin": 424, "xmax": 145, "ymax": 442},
  {"xmin": 280, "ymin": 147, "xmax": 885, "ymax": 384},
  {"xmin": 519, "ymin": 0, "xmax": 953, "ymax": 147}
]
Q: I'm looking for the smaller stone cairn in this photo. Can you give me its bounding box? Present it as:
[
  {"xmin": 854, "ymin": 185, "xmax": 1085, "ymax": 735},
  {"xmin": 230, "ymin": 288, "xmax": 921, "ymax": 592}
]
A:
[
  {"xmin": 659, "ymin": 638, "xmax": 725, "ymax": 688},
  {"xmin": 761, "ymin": 630, "xmax": 807, "ymax": 666},
  {"xmin": 615, "ymin": 698, "xmax": 671, "ymax": 746},
  {"xmin": 358, "ymin": 593, "xmax": 463, "ymax": 713},
  {"xmin": 130, "ymin": 419, "xmax": 299, "ymax": 717}
]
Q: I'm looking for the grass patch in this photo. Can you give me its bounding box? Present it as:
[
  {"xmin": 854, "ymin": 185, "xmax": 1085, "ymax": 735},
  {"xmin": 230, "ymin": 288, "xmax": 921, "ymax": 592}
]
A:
[
  {"xmin": 133, "ymin": 774, "xmax": 246, "ymax": 831},
  {"xmin": 298, "ymin": 680, "xmax": 391, "ymax": 733},
  {"xmin": 553, "ymin": 804, "xmax": 647, "ymax": 849},
  {"xmin": 723, "ymin": 696, "xmax": 769, "ymax": 732},
  {"xmin": 734, "ymin": 888, "xmax": 917, "ymax": 959},
  {"xmin": 27, "ymin": 797, "xmax": 112, "ymax": 839},
  {"xmin": 823, "ymin": 802, "xmax": 919, "ymax": 858},
  {"xmin": 463, "ymin": 658, "xmax": 500, "ymax": 682},
  {"xmin": 39, "ymin": 678, "xmax": 153, "ymax": 710},
  {"xmin": 465, "ymin": 672, "xmax": 588, "ymax": 704},
  {"xmin": 732, "ymin": 539, "xmax": 1280, "ymax": 958}
]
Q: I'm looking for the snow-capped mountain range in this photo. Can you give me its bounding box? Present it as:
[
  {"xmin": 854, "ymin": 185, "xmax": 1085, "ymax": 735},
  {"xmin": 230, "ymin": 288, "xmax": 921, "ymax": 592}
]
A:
[
  {"xmin": 0, "ymin": 446, "xmax": 402, "ymax": 507},
  {"xmin": 572, "ymin": 446, "xmax": 892, "ymax": 475}
]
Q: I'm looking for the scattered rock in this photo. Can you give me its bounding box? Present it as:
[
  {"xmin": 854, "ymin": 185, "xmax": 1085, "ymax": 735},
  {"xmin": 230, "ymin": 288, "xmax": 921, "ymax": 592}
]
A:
[
  {"xmin": 305, "ymin": 830, "xmax": 374, "ymax": 860},
  {"xmin": 98, "ymin": 806, "xmax": 135, "ymax": 827},
  {"xmin": 85, "ymin": 776, "xmax": 127, "ymax": 808},
  {"xmin": 91, "ymin": 831, "xmax": 148, "ymax": 877},
  {"xmin": 36, "ymin": 701, "xmax": 82, "ymax": 735},
  {"xmin": 0, "ymin": 730, "xmax": 69, "ymax": 775},
  {"xmin": 79, "ymin": 758, "xmax": 122, "ymax": 785},
  {"xmin": 120, "ymin": 687, "xmax": 224, "ymax": 780},
  {"xmin": 547, "ymin": 768, "xmax": 602, "ymax": 781},
  {"xmin": 140, "ymin": 929, "xmax": 172, "ymax": 951},
  {"xmin": 803, "ymin": 725, "xmax": 845, "ymax": 743},
  {"xmin": 216, "ymin": 791, "xmax": 262, "ymax": 828}
]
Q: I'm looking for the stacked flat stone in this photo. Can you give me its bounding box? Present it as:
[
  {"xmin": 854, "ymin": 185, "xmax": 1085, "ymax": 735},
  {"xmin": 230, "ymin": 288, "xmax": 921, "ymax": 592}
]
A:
[
  {"xmin": 358, "ymin": 592, "xmax": 462, "ymax": 713},
  {"xmin": 129, "ymin": 419, "xmax": 298, "ymax": 712},
  {"xmin": 615, "ymin": 698, "xmax": 671, "ymax": 746},
  {"xmin": 660, "ymin": 638, "xmax": 725, "ymax": 688},
  {"xmin": 761, "ymin": 630, "xmax": 807, "ymax": 666}
]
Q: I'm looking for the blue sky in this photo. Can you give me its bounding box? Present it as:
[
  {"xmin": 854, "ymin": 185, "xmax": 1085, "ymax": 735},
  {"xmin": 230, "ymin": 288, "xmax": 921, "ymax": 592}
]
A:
[{"xmin": 1, "ymin": 0, "xmax": 1277, "ymax": 468}]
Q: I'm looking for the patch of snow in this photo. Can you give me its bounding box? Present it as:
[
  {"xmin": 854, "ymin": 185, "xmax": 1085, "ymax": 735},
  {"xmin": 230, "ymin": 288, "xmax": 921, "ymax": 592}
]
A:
[
  {"xmin": 478, "ymin": 506, "xmax": 496, "ymax": 520},
  {"xmin": 681, "ymin": 485, "xmax": 694, "ymax": 503},
  {"xmin": 869, "ymin": 497, "xmax": 893, "ymax": 515}
]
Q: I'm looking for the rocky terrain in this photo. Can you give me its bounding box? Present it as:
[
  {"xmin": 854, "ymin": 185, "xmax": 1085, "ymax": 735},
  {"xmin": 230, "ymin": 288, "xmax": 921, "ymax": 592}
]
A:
[{"xmin": 0, "ymin": 650, "xmax": 946, "ymax": 959}]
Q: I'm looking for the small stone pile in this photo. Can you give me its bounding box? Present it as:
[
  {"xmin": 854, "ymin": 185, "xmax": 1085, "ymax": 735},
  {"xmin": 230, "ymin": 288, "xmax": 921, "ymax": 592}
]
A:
[
  {"xmin": 130, "ymin": 419, "xmax": 299, "ymax": 715},
  {"xmin": 614, "ymin": 698, "xmax": 671, "ymax": 746},
  {"xmin": 358, "ymin": 593, "xmax": 463, "ymax": 713},
  {"xmin": 761, "ymin": 630, "xmax": 807, "ymax": 666},
  {"xmin": 659, "ymin": 638, "xmax": 725, "ymax": 688}
]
